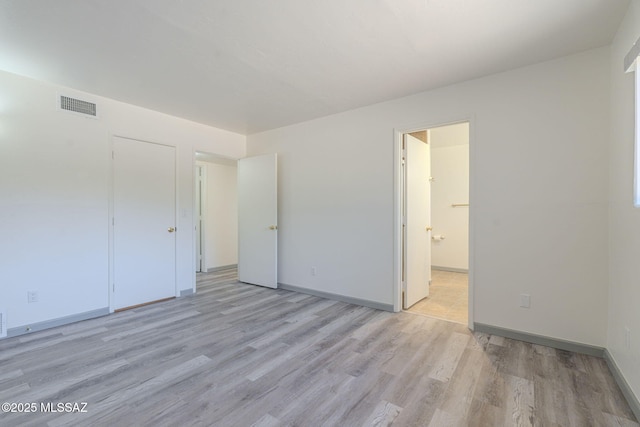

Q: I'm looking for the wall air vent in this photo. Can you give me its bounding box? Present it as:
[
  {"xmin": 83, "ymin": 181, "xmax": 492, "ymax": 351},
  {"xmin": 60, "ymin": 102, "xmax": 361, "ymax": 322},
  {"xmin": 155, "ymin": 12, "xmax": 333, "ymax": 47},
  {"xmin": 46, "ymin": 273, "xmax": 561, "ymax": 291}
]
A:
[{"xmin": 60, "ymin": 95, "xmax": 97, "ymax": 117}]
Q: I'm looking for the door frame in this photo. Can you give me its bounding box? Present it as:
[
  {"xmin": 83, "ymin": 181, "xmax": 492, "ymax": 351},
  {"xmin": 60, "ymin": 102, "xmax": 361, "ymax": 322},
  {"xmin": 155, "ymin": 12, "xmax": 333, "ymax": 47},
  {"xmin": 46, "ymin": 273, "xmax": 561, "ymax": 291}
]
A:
[
  {"xmin": 108, "ymin": 134, "xmax": 179, "ymax": 313},
  {"xmin": 393, "ymin": 118, "xmax": 476, "ymax": 330},
  {"xmin": 195, "ymin": 164, "xmax": 206, "ymax": 274}
]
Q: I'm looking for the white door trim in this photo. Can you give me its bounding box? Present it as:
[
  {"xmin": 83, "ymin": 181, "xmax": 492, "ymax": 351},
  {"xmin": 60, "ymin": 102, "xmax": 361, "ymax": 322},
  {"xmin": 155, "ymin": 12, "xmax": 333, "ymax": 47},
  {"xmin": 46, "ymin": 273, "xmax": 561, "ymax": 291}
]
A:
[
  {"xmin": 108, "ymin": 134, "xmax": 179, "ymax": 313},
  {"xmin": 194, "ymin": 164, "xmax": 206, "ymax": 274},
  {"xmin": 393, "ymin": 117, "xmax": 476, "ymax": 330}
]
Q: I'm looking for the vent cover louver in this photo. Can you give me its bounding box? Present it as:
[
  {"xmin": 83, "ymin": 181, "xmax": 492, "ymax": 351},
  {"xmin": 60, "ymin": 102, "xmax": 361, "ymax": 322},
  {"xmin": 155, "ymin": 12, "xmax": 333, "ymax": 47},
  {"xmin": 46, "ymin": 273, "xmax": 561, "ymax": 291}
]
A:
[{"xmin": 60, "ymin": 95, "xmax": 97, "ymax": 116}]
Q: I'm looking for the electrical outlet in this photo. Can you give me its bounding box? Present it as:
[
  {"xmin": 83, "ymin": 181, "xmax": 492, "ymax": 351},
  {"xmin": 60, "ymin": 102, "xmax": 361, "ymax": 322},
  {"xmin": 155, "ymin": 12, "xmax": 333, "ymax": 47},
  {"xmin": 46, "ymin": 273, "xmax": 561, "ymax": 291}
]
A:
[
  {"xmin": 311, "ymin": 267, "xmax": 317, "ymax": 276},
  {"xmin": 520, "ymin": 294, "xmax": 531, "ymax": 308},
  {"xmin": 27, "ymin": 291, "xmax": 38, "ymax": 303},
  {"xmin": 625, "ymin": 327, "xmax": 631, "ymax": 349}
]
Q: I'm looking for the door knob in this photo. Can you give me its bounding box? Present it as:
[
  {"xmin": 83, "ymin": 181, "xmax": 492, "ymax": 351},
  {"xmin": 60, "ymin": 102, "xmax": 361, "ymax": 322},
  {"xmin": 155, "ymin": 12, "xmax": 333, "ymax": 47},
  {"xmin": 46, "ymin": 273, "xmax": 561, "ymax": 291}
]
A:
[
  {"xmin": 168, "ymin": 227, "xmax": 175, "ymax": 233},
  {"xmin": 269, "ymin": 225, "xmax": 278, "ymax": 230},
  {"xmin": 425, "ymin": 226, "xmax": 432, "ymax": 232}
]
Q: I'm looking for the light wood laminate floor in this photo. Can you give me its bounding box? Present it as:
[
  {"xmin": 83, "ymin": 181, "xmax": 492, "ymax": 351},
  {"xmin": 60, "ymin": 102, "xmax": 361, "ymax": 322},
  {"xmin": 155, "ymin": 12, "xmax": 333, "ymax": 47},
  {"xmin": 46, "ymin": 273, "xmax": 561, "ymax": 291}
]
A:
[
  {"xmin": 406, "ymin": 270, "xmax": 468, "ymax": 325},
  {"xmin": 0, "ymin": 267, "xmax": 637, "ymax": 426}
]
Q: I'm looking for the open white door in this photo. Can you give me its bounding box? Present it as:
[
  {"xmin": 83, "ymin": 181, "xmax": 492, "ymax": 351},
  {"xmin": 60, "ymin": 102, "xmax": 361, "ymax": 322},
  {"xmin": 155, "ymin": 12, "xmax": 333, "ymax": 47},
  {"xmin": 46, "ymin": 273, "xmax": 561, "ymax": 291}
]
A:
[
  {"xmin": 113, "ymin": 137, "xmax": 176, "ymax": 309},
  {"xmin": 404, "ymin": 134, "xmax": 431, "ymax": 309},
  {"xmin": 238, "ymin": 153, "xmax": 277, "ymax": 288}
]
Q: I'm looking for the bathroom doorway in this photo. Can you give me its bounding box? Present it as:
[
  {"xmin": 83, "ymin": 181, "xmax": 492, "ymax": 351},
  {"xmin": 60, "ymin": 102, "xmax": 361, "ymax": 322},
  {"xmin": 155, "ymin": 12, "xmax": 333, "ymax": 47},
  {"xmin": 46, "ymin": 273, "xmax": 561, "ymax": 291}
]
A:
[{"xmin": 400, "ymin": 122, "xmax": 470, "ymax": 325}]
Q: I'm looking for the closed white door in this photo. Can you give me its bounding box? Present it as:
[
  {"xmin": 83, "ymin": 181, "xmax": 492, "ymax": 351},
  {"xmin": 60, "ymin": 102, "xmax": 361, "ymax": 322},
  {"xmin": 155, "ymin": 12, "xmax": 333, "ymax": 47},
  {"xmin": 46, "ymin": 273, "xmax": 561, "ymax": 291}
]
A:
[
  {"xmin": 404, "ymin": 134, "xmax": 431, "ymax": 308},
  {"xmin": 113, "ymin": 137, "xmax": 176, "ymax": 309},
  {"xmin": 238, "ymin": 154, "xmax": 277, "ymax": 288}
]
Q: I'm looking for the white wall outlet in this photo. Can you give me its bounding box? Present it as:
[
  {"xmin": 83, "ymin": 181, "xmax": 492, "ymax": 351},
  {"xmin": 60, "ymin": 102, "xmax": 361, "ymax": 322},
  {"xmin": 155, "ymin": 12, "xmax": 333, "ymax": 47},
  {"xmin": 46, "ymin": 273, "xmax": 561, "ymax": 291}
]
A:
[
  {"xmin": 625, "ymin": 327, "xmax": 631, "ymax": 349},
  {"xmin": 27, "ymin": 291, "xmax": 38, "ymax": 303},
  {"xmin": 311, "ymin": 266, "xmax": 317, "ymax": 276},
  {"xmin": 520, "ymin": 294, "xmax": 531, "ymax": 308}
]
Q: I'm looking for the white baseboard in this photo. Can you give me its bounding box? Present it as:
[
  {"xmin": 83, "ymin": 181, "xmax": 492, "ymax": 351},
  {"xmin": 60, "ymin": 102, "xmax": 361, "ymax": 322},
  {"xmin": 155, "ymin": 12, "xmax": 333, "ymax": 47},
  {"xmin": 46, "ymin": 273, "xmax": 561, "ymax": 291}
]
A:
[
  {"xmin": 604, "ymin": 349, "xmax": 640, "ymax": 422},
  {"xmin": 279, "ymin": 282, "xmax": 394, "ymax": 312},
  {"xmin": 475, "ymin": 322, "xmax": 639, "ymax": 422},
  {"xmin": 432, "ymin": 266, "xmax": 469, "ymax": 273},
  {"xmin": 6, "ymin": 308, "xmax": 110, "ymax": 338}
]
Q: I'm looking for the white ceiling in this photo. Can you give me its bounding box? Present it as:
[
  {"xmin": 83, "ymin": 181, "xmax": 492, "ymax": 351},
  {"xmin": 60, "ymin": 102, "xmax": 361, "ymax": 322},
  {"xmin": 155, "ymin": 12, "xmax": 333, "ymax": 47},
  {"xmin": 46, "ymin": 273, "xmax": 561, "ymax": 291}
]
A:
[{"xmin": 0, "ymin": 0, "xmax": 629, "ymax": 135}]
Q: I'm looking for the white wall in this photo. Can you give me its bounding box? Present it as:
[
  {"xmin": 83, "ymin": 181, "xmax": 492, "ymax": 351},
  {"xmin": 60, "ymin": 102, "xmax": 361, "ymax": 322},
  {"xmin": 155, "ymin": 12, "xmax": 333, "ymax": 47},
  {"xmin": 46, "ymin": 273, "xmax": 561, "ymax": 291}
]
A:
[
  {"xmin": 200, "ymin": 161, "xmax": 238, "ymax": 270},
  {"xmin": 247, "ymin": 47, "xmax": 610, "ymax": 346},
  {"xmin": 430, "ymin": 123, "xmax": 469, "ymax": 271},
  {"xmin": 608, "ymin": 0, "xmax": 640, "ymax": 403},
  {"xmin": 0, "ymin": 70, "xmax": 245, "ymax": 332}
]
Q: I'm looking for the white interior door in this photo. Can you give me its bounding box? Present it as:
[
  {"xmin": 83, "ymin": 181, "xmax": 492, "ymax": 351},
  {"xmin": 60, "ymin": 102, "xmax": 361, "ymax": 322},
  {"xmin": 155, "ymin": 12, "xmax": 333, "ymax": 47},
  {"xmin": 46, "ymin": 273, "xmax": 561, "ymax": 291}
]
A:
[
  {"xmin": 404, "ymin": 134, "xmax": 431, "ymax": 308},
  {"xmin": 113, "ymin": 137, "xmax": 176, "ymax": 309},
  {"xmin": 238, "ymin": 153, "xmax": 278, "ymax": 288}
]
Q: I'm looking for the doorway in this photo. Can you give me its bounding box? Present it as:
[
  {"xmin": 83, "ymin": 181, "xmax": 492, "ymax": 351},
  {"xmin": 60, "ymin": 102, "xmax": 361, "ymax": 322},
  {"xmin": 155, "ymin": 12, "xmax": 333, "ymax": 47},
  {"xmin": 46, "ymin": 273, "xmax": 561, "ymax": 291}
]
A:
[
  {"xmin": 396, "ymin": 121, "xmax": 471, "ymax": 326},
  {"xmin": 193, "ymin": 152, "xmax": 278, "ymax": 291},
  {"xmin": 194, "ymin": 152, "xmax": 239, "ymax": 279}
]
